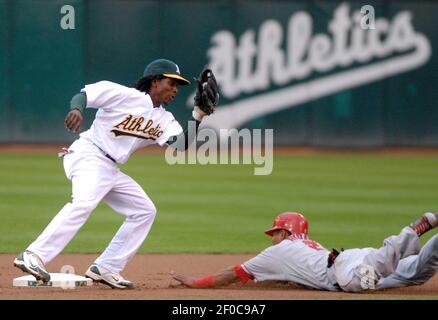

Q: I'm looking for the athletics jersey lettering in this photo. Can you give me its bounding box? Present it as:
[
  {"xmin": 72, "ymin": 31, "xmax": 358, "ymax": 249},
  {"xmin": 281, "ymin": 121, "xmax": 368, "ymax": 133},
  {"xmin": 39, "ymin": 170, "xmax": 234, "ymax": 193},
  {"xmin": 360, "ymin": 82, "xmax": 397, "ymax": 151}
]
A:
[{"xmin": 111, "ymin": 114, "xmax": 164, "ymax": 140}]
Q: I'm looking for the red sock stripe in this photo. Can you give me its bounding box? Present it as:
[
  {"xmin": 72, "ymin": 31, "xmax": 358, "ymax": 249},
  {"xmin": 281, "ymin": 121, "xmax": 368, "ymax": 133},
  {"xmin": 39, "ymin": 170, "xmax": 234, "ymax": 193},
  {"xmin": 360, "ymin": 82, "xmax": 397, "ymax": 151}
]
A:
[
  {"xmin": 234, "ymin": 265, "xmax": 254, "ymax": 284},
  {"xmin": 411, "ymin": 217, "xmax": 432, "ymax": 236},
  {"xmin": 193, "ymin": 275, "xmax": 215, "ymax": 288}
]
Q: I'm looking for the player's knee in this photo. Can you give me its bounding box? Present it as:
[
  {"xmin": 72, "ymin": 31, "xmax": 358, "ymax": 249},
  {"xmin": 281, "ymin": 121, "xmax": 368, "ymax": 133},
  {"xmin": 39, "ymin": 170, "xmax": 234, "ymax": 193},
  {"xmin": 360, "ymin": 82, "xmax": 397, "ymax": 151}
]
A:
[
  {"xmin": 428, "ymin": 235, "xmax": 438, "ymax": 252},
  {"xmin": 138, "ymin": 201, "xmax": 157, "ymax": 219},
  {"xmin": 149, "ymin": 203, "xmax": 157, "ymax": 219}
]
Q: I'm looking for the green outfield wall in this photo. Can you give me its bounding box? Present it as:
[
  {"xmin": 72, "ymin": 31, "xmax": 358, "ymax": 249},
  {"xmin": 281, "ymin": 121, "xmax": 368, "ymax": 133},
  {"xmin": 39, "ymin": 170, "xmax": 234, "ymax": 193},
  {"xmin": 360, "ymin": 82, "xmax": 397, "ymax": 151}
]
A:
[{"xmin": 1, "ymin": 0, "xmax": 437, "ymax": 146}]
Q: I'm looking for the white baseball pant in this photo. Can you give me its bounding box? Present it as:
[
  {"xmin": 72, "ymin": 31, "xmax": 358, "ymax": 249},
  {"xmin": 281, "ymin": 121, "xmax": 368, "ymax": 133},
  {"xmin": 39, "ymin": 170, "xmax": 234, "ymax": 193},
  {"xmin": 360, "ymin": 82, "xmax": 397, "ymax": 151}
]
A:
[{"xmin": 27, "ymin": 138, "xmax": 157, "ymax": 274}]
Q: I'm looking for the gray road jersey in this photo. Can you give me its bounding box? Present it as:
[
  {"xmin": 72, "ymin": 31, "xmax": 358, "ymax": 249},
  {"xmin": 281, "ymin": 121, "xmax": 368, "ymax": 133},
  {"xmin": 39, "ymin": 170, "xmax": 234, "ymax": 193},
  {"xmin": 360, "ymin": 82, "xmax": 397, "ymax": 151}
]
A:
[{"xmin": 242, "ymin": 238, "xmax": 339, "ymax": 291}]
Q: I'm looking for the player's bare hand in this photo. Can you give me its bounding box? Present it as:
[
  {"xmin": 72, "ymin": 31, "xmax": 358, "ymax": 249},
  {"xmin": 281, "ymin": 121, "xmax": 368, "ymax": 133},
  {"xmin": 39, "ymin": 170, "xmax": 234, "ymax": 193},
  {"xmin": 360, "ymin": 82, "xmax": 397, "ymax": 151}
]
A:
[
  {"xmin": 169, "ymin": 271, "xmax": 196, "ymax": 288},
  {"xmin": 64, "ymin": 109, "xmax": 83, "ymax": 133}
]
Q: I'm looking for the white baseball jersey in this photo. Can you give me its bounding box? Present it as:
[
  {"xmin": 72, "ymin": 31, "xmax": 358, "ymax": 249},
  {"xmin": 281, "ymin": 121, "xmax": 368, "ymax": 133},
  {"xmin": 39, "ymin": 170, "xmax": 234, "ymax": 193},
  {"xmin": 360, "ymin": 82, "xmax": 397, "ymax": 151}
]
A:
[
  {"xmin": 242, "ymin": 237, "xmax": 340, "ymax": 291},
  {"xmin": 79, "ymin": 81, "xmax": 183, "ymax": 163}
]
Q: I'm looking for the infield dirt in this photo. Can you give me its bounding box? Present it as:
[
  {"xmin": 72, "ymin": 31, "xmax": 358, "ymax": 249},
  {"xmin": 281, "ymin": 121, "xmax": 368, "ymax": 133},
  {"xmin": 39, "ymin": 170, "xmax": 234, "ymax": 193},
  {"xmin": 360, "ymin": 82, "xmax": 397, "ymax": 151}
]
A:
[{"xmin": 1, "ymin": 254, "xmax": 437, "ymax": 299}]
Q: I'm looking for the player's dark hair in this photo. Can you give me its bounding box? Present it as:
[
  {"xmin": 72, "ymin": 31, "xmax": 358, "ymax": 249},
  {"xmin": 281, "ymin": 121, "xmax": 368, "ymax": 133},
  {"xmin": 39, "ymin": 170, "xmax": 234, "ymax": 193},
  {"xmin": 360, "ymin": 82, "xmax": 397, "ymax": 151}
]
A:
[{"xmin": 133, "ymin": 75, "xmax": 165, "ymax": 93}]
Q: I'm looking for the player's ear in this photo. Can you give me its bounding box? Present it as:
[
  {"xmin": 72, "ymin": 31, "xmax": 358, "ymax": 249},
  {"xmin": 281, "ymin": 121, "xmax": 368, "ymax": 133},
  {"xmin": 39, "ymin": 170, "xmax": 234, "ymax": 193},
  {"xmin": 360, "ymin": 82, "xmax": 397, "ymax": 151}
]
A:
[
  {"xmin": 281, "ymin": 230, "xmax": 290, "ymax": 239},
  {"xmin": 150, "ymin": 78, "xmax": 162, "ymax": 90},
  {"xmin": 150, "ymin": 79, "xmax": 158, "ymax": 88}
]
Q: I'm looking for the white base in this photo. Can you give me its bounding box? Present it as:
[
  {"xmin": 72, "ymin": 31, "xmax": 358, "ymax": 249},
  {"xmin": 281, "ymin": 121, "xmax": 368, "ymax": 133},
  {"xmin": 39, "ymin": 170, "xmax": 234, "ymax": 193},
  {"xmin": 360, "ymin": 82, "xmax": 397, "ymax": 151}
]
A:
[{"xmin": 13, "ymin": 273, "xmax": 93, "ymax": 288}]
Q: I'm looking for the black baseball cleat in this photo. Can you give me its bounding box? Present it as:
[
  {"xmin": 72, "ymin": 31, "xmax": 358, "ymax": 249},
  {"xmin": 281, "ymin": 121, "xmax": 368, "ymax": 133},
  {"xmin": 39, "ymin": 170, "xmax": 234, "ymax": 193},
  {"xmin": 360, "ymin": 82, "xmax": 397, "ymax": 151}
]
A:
[
  {"xmin": 410, "ymin": 212, "xmax": 438, "ymax": 236},
  {"xmin": 13, "ymin": 251, "xmax": 51, "ymax": 283}
]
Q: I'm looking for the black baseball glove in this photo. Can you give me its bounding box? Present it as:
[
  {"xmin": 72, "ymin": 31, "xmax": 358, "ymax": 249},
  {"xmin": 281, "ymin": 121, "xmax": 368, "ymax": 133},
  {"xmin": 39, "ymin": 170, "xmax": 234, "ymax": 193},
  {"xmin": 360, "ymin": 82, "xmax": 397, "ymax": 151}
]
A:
[{"xmin": 194, "ymin": 68, "xmax": 219, "ymax": 115}]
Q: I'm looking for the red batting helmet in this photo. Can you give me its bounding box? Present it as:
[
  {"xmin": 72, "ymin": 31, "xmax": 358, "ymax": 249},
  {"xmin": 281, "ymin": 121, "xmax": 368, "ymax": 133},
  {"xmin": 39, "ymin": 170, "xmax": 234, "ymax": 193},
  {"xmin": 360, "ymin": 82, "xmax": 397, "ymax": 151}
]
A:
[{"xmin": 265, "ymin": 212, "xmax": 308, "ymax": 236}]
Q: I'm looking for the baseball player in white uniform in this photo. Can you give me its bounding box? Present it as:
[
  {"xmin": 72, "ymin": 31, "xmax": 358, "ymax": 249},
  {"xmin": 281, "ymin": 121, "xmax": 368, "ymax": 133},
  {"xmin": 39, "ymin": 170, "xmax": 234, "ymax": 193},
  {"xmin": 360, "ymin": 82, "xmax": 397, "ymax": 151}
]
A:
[
  {"xmin": 13, "ymin": 59, "xmax": 218, "ymax": 289},
  {"xmin": 171, "ymin": 211, "xmax": 438, "ymax": 292}
]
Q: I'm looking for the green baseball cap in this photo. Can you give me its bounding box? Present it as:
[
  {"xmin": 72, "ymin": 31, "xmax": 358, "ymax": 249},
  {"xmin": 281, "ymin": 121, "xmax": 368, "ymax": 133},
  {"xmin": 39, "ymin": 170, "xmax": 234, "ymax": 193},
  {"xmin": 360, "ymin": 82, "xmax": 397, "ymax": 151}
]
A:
[{"xmin": 143, "ymin": 59, "xmax": 190, "ymax": 85}]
